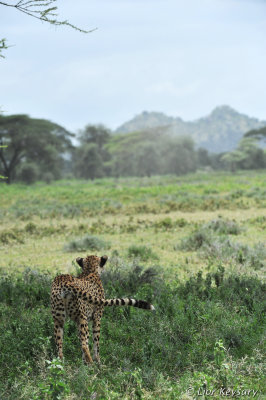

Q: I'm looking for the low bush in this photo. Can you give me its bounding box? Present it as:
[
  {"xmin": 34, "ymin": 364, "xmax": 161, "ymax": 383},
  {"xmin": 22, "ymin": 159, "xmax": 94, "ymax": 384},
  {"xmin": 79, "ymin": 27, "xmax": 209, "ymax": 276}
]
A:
[
  {"xmin": 178, "ymin": 228, "xmax": 213, "ymax": 251},
  {"xmin": 0, "ymin": 268, "xmax": 51, "ymax": 307},
  {"xmin": 178, "ymin": 220, "xmax": 264, "ymax": 270},
  {"xmin": 179, "ymin": 217, "xmax": 242, "ymax": 251},
  {"xmin": 127, "ymin": 245, "xmax": 159, "ymax": 261},
  {"xmin": 154, "ymin": 217, "xmax": 187, "ymax": 230},
  {"xmin": 0, "ymin": 228, "xmax": 24, "ymax": 244},
  {"xmin": 63, "ymin": 235, "xmax": 110, "ymax": 252},
  {"xmin": 203, "ymin": 218, "xmax": 241, "ymax": 235},
  {"xmin": 202, "ymin": 239, "xmax": 265, "ymax": 270}
]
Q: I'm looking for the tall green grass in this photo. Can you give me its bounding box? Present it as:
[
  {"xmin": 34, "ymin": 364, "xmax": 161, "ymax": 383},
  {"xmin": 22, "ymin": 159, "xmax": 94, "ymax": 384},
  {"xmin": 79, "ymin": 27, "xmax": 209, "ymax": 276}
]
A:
[{"xmin": 0, "ymin": 265, "xmax": 265, "ymax": 399}]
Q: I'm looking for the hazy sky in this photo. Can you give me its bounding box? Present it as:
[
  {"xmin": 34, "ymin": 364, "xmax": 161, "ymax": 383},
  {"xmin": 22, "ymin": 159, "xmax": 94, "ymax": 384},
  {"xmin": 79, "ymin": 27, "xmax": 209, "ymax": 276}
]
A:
[{"xmin": 1, "ymin": 0, "xmax": 266, "ymax": 132}]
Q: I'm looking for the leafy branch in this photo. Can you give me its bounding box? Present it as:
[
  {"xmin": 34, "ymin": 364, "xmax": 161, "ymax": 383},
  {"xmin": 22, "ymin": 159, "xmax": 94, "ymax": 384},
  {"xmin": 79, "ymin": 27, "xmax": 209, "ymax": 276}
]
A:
[
  {"xmin": 0, "ymin": 38, "xmax": 9, "ymax": 58},
  {"xmin": 0, "ymin": 0, "xmax": 95, "ymax": 33}
]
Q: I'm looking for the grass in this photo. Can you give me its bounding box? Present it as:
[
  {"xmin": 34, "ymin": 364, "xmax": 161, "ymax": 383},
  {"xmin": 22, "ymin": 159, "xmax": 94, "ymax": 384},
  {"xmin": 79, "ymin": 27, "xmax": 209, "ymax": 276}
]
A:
[
  {"xmin": 0, "ymin": 170, "xmax": 265, "ymax": 398},
  {"xmin": 0, "ymin": 265, "xmax": 265, "ymax": 399},
  {"xmin": 0, "ymin": 171, "xmax": 265, "ymax": 278},
  {"xmin": 0, "ymin": 171, "xmax": 265, "ymax": 221}
]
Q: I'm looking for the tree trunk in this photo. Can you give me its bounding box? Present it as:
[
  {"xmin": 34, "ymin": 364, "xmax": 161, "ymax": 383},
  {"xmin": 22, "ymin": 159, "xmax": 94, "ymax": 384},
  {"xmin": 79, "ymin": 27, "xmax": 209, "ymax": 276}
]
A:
[{"xmin": 3, "ymin": 168, "xmax": 11, "ymax": 184}]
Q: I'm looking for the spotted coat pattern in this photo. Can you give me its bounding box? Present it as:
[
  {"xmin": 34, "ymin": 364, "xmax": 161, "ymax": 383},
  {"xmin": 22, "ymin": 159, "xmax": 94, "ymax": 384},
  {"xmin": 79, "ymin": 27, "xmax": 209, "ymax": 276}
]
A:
[{"xmin": 51, "ymin": 255, "xmax": 155, "ymax": 364}]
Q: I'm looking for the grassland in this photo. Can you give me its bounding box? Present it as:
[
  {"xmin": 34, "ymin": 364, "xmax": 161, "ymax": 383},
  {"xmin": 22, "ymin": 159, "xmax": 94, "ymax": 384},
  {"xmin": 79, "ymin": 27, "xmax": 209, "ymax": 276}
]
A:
[
  {"xmin": 0, "ymin": 170, "xmax": 265, "ymax": 277},
  {"xmin": 0, "ymin": 170, "xmax": 265, "ymax": 399}
]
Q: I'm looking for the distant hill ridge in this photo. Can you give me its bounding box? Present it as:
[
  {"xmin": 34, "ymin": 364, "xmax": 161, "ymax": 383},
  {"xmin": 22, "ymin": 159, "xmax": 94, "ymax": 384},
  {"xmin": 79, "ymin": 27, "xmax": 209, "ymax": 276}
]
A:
[{"xmin": 115, "ymin": 106, "xmax": 266, "ymax": 152}]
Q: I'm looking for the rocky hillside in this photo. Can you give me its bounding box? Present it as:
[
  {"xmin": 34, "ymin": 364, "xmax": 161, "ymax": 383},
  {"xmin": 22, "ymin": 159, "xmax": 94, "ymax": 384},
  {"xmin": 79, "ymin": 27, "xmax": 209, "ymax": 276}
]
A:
[{"xmin": 116, "ymin": 106, "xmax": 266, "ymax": 152}]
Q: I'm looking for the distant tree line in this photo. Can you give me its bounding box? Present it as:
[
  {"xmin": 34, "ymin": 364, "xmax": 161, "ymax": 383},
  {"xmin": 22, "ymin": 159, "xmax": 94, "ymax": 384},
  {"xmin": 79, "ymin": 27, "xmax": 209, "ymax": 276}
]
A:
[{"xmin": 0, "ymin": 114, "xmax": 265, "ymax": 184}]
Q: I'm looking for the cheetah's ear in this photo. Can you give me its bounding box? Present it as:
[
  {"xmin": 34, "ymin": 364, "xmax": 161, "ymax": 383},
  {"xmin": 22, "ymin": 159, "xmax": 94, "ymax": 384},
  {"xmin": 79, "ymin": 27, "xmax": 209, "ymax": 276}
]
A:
[
  {"xmin": 76, "ymin": 257, "xmax": 84, "ymax": 268},
  {"xmin": 100, "ymin": 255, "xmax": 108, "ymax": 268}
]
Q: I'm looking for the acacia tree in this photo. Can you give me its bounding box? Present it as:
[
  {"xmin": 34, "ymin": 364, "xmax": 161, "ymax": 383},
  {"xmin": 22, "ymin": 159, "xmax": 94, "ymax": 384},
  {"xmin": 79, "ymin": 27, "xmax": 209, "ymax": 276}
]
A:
[
  {"xmin": 77, "ymin": 124, "xmax": 111, "ymax": 162},
  {"xmin": 135, "ymin": 144, "xmax": 161, "ymax": 177},
  {"xmin": 222, "ymin": 137, "xmax": 266, "ymax": 171},
  {"xmin": 0, "ymin": 114, "xmax": 73, "ymax": 183},
  {"xmin": 74, "ymin": 125, "xmax": 111, "ymax": 179},
  {"xmin": 245, "ymin": 126, "xmax": 266, "ymax": 141},
  {"xmin": 163, "ymin": 136, "xmax": 197, "ymax": 175},
  {"xmin": 74, "ymin": 143, "xmax": 104, "ymax": 180}
]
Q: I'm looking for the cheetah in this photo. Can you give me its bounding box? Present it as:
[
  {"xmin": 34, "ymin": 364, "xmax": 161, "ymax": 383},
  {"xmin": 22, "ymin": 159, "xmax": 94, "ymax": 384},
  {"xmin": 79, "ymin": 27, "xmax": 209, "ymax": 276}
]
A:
[{"xmin": 51, "ymin": 254, "xmax": 155, "ymax": 364}]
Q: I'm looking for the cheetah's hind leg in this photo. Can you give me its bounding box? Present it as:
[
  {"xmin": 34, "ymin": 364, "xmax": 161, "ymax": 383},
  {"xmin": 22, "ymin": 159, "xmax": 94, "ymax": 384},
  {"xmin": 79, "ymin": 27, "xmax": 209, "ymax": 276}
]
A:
[
  {"xmin": 53, "ymin": 317, "xmax": 65, "ymax": 361},
  {"xmin": 78, "ymin": 316, "xmax": 93, "ymax": 364}
]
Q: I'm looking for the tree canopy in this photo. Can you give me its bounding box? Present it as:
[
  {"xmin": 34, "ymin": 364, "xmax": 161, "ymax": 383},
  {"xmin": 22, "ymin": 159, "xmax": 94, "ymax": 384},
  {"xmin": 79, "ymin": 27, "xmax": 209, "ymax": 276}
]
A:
[
  {"xmin": 0, "ymin": 114, "xmax": 73, "ymax": 183},
  {"xmin": 104, "ymin": 129, "xmax": 197, "ymax": 177},
  {"xmin": 245, "ymin": 126, "xmax": 266, "ymax": 141},
  {"xmin": 222, "ymin": 137, "xmax": 266, "ymax": 171},
  {"xmin": 1, "ymin": 115, "xmax": 265, "ymax": 185},
  {"xmin": 74, "ymin": 125, "xmax": 111, "ymax": 180}
]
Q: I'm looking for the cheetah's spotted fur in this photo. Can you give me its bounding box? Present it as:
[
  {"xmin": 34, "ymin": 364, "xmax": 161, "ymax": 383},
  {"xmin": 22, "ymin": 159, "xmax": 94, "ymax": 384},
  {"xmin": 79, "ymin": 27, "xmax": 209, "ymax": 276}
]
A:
[{"xmin": 51, "ymin": 255, "xmax": 155, "ymax": 364}]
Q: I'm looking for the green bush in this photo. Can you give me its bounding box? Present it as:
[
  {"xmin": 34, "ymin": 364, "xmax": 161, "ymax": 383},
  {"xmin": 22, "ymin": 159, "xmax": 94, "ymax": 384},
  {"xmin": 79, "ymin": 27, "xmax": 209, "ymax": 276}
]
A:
[
  {"xmin": 154, "ymin": 217, "xmax": 187, "ymax": 230},
  {"xmin": 202, "ymin": 238, "xmax": 265, "ymax": 270},
  {"xmin": 127, "ymin": 245, "xmax": 159, "ymax": 261},
  {"xmin": 154, "ymin": 217, "xmax": 173, "ymax": 229},
  {"xmin": 204, "ymin": 218, "xmax": 242, "ymax": 235},
  {"xmin": 179, "ymin": 217, "xmax": 242, "ymax": 252},
  {"xmin": 63, "ymin": 235, "xmax": 110, "ymax": 252},
  {"xmin": 178, "ymin": 221, "xmax": 264, "ymax": 270},
  {"xmin": 0, "ymin": 268, "xmax": 51, "ymax": 307},
  {"xmin": 178, "ymin": 228, "xmax": 212, "ymax": 251},
  {"xmin": 0, "ymin": 228, "xmax": 24, "ymax": 244}
]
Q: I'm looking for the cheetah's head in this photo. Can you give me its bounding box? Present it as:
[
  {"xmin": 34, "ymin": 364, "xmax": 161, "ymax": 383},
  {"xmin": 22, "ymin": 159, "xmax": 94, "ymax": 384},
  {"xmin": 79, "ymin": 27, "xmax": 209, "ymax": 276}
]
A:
[{"xmin": 76, "ymin": 254, "xmax": 108, "ymax": 275}]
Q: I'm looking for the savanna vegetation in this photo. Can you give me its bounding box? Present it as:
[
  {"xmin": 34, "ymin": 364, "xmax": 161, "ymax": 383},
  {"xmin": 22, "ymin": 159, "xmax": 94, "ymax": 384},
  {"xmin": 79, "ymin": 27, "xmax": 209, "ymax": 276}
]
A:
[
  {"xmin": 1, "ymin": 115, "xmax": 266, "ymax": 184},
  {"xmin": 0, "ymin": 171, "xmax": 265, "ymax": 399},
  {"xmin": 1, "ymin": 2, "xmax": 265, "ymax": 399}
]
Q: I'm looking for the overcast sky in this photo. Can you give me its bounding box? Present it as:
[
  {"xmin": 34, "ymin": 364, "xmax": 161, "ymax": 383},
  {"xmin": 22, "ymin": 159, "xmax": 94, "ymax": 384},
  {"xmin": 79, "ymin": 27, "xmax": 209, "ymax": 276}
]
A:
[{"xmin": 0, "ymin": 0, "xmax": 265, "ymax": 132}]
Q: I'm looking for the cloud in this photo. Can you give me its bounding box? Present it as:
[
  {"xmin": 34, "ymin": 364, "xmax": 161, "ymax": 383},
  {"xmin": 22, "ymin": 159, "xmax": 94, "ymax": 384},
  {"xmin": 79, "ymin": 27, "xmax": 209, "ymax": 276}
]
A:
[{"xmin": 0, "ymin": 0, "xmax": 265, "ymax": 130}]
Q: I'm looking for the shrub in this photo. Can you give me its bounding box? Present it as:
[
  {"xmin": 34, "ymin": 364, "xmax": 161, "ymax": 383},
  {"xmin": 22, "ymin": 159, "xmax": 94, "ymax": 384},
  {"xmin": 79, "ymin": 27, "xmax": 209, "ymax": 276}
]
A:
[
  {"xmin": 178, "ymin": 228, "xmax": 212, "ymax": 251},
  {"xmin": 202, "ymin": 238, "xmax": 265, "ymax": 270},
  {"xmin": 204, "ymin": 218, "xmax": 241, "ymax": 235},
  {"xmin": 179, "ymin": 226, "xmax": 265, "ymax": 270},
  {"xmin": 154, "ymin": 217, "xmax": 187, "ymax": 230},
  {"xmin": 0, "ymin": 268, "xmax": 51, "ymax": 307},
  {"xmin": 102, "ymin": 264, "xmax": 160, "ymax": 297},
  {"xmin": 179, "ymin": 218, "xmax": 241, "ymax": 252},
  {"xmin": 0, "ymin": 229, "xmax": 24, "ymax": 244},
  {"xmin": 127, "ymin": 245, "xmax": 159, "ymax": 261},
  {"xmin": 63, "ymin": 235, "xmax": 110, "ymax": 252},
  {"xmin": 39, "ymin": 358, "xmax": 70, "ymax": 399},
  {"xmin": 24, "ymin": 222, "xmax": 38, "ymax": 234},
  {"xmin": 154, "ymin": 217, "xmax": 173, "ymax": 229}
]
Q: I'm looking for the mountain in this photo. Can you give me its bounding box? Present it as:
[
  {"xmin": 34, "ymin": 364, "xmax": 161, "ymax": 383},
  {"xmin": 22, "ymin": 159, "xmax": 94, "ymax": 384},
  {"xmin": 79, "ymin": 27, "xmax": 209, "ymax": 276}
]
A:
[{"xmin": 115, "ymin": 106, "xmax": 266, "ymax": 153}]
